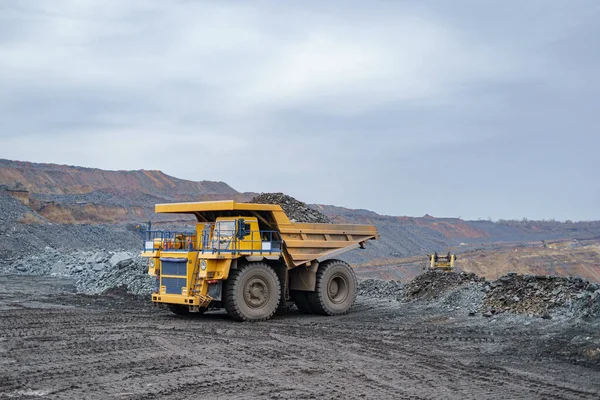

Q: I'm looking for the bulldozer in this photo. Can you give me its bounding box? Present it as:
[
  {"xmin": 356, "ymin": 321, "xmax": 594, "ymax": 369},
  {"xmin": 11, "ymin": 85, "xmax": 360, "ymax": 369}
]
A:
[
  {"xmin": 141, "ymin": 200, "xmax": 379, "ymax": 321},
  {"xmin": 428, "ymin": 252, "xmax": 456, "ymax": 272}
]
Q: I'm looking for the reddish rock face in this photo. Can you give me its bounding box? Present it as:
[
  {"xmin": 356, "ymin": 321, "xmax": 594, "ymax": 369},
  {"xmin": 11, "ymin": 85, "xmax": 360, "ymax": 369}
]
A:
[
  {"xmin": 0, "ymin": 159, "xmax": 237, "ymax": 197},
  {"xmin": 0, "ymin": 159, "xmax": 249, "ymax": 224}
]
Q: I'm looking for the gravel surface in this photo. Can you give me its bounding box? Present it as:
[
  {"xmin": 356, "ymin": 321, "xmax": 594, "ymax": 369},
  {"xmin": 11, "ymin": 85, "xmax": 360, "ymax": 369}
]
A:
[{"xmin": 0, "ymin": 275, "xmax": 598, "ymax": 399}]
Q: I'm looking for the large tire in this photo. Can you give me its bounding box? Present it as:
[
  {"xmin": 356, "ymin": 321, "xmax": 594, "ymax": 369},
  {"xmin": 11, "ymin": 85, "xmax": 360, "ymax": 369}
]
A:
[
  {"xmin": 306, "ymin": 260, "xmax": 357, "ymax": 316},
  {"xmin": 224, "ymin": 263, "xmax": 281, "ymax": 322},
  {"xmin": 290, "ymin": 290, "xmax": 313, "ymax": 314}
]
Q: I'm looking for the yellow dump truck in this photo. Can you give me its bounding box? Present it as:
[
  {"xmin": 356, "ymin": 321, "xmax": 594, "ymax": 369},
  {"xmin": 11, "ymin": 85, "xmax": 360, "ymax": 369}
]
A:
[
  {"xmin": 428, "ymin": 252, "xmax": 456, "ymax": 272},
  {"xmin": 141, "ymin": 200, "xmax": 379, "ymax": 321}
]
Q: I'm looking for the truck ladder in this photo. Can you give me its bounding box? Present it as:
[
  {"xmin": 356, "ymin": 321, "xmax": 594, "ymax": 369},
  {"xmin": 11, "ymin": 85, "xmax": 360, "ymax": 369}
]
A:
[{"xmin": 189, "ymin": 260, "xmax": 212, "ymax": 309}]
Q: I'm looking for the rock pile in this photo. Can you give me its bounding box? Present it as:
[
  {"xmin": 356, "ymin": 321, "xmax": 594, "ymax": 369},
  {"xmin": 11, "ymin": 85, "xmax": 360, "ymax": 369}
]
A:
[
  {"xmin": 482, "ymin": 273, "xmax": 600, "ymax": 317},
  {"xmin": 1, "ymin": 247, "xmax": 153, "ymax": 295},
  {"xmin": 358, "ymin": 270, "xmax": 600, "ymax": 319},
  {"xmin": 0, "ymin": 191, "xmax": 142, "ymax": 261},
  {"xmin": 250, "ymin": 193, "xmax": 330, "ymax": 223},
  {"xmin": 404, "ymin": 270, "xmax": 485, "ymax": 301},
  {"xmin": 358, "ymin": 278, "xmax": 404, "ymax": 298}
]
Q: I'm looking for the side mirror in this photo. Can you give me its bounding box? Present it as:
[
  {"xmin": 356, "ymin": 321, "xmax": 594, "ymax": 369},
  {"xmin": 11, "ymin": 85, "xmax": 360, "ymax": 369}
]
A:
[
  {"xmin": 236, "ymin": 219, "xmax": 246, "ymax": 240},
  {"xmin": 236, "ymin": 219, "xmax": 252, "ymax": 239}
]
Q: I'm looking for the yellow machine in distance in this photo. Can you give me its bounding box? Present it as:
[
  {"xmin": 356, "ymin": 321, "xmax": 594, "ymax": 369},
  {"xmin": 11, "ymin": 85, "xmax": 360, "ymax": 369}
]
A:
[
  {"xmin": 428, "ymin": 252, "xmax": 456, "ymax": 272},
  {"xmin": 141, "ymin": 200, "xmax": 379, "ymax": 321}
]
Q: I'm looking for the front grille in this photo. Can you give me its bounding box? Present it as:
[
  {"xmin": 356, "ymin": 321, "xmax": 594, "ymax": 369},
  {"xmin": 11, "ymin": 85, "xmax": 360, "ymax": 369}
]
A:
[{"xmin": 162, "ymin": 277, "xmax": 187, "ymax": 294}]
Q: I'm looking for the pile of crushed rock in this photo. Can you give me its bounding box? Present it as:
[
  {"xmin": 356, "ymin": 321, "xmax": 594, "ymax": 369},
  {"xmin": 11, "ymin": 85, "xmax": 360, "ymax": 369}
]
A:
[
  {"xmin": 1, "ymin": 247, "xmax": 153, "ymax": 295},
  {"xmin": 482, "ymin": 273, "xmax": 600, "ymax": 318},
  {"xmin": 358, "ymin": 278, "xmax": 404, "ymax": 298},
  {"xmin": 357, "ymin": 271, "xmax": 600, "ymax": 319},
  {"xmin": 404, "ymin": 270, "xmax": 485, "ymax": 301},
  {"xmin": 250, "ymin": 193, "xmax": 330, "ymax": 223}
]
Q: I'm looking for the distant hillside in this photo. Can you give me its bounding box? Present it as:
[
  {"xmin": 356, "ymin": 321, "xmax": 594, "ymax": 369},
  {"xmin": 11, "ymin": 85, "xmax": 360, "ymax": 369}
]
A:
[
  {"xmin": 0, "ymin": 159, "xmax": 236, "ymax": 197},
  {"xmin": 315, "ymin": 204, "xmax": 600, "ymax": 249},
  {"xmin": 314, "ymin": 204, "xmax": 489, "ymax": 240},
  {"xmin": 0, "ymin": 159, "xmax": 249, "ymax": 223}
]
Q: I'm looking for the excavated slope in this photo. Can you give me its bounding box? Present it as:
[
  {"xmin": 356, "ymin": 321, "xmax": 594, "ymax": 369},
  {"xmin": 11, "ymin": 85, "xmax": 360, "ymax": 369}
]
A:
[{"xmin": 0, "ymin": 159, "xmax": 236, "ymax": 196}]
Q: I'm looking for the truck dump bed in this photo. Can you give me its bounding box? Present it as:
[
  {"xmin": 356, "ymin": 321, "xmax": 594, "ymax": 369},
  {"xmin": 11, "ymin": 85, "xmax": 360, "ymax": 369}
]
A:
[
  {"xmin": 155, "ymin": 200, "xmax": 379, "ymax": 267},
  {"xmin": 277, "ymin": 222, "xmax": 378, "ymax": 266}
]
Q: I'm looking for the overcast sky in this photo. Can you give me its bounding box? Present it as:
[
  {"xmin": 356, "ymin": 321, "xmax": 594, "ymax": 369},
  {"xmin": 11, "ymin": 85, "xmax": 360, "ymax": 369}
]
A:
[{"xmin": 0, "ymin": 1, "xmax": 598, "ymax": 221}]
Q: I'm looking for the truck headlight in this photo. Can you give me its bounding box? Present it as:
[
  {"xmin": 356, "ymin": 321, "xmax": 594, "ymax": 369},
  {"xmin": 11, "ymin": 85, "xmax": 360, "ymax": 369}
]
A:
[{"xmin": 200, "ymin": 260, "xmax": 207, "ymax": 270}]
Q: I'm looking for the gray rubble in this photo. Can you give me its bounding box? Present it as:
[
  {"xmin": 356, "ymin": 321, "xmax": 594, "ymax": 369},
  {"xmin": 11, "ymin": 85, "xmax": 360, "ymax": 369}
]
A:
[
  {"xmin": 404, "ymin": 270, "xmax": 485, "ymax": 301},
  {"xmin": 250, "ymin": 193, "xmax": 330, "ymax": 223},
  {"xmin": 482, "ymin": 273, "xmax": 600, "ymax": 318},
  {"xmin": 0, "ymin": 247, "xmax": 153, "ymax": 295},
  {"xmin": 0, "ymin": 190, "xmax": 143, "ymax": 261},
  {"xmin": 355, "ymin": 270, "xmax": 599, "ymax": 320},
  {"xmin": 358, "ymin": 278, "xmax": 404, "ymax": 298}
]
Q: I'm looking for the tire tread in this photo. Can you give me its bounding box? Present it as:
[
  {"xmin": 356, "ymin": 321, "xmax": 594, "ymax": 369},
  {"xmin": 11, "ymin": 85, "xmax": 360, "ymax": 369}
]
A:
[
  {"xmin": 224, "ymin": 263, "xmax": 280, "ymax": 322},
  {"xmin": 306, "ymin": 260, "xmax": 356, "ymax": 316}
]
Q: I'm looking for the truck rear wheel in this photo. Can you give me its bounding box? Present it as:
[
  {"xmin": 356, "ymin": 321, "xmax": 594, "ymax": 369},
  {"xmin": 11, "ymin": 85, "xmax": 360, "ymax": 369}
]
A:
[
  {"xmin": 307, "ymin": 260, "xmax": 356, "ymax": 316},
  {"xmin": 224, "ymin": 262, "xmax": 281, "ymax": 322}
]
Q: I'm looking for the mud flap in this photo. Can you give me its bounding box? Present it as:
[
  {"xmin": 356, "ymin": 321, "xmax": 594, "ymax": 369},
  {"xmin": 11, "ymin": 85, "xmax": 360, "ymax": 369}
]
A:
[
  {"xmin": 207, "ymin": 281, "xmax": 222, "ymax": 301},
  {"xmin": 289, "ymin": 261, "xmax": 319, "ymax": 291}
]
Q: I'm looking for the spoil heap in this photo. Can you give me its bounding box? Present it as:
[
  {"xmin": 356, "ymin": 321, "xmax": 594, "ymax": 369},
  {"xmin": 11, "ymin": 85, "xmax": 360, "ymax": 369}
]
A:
[
  {"xmin": 1, "ymin": 247, "xmax": 153, "ymax": 295},
  {"xmin": 482, "ymin": 273, "xmax": 600, "ymax": 317},
  {"xmin": 250, "ymin": 193, "xmax": 330, "ymax": 223},
  {"xmin": 0, "ymin": 188, "xmax": 142, "ymax": 260},
  {"xmin": 404, "ymin": 270, "xmax": 484, "ymax": 301},
  {"xmin": 358, "ymin": 278, "xmax": 404, "ymax": 298}
]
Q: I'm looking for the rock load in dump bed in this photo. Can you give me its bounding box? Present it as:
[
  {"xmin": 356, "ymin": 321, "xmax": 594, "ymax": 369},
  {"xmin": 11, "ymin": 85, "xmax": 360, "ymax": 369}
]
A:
[
  {"xmin": 250, "ymin": 193, "xmax": 330, "ymax": 223},
  {"xmin": 482, "ymin": 273, "xmax": 600, "ymax": 317}
]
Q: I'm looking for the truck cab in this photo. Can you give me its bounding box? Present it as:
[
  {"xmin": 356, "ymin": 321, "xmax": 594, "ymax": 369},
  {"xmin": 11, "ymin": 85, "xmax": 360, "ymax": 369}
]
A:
[{"xmin": 143, "ymin": 216, "xmax": 282, "ymax": 315}]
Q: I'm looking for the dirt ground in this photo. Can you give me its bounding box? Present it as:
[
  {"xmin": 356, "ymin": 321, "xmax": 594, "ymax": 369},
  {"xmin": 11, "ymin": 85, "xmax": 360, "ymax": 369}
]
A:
[{"xmin": 1, "ymin": 276, "xmax": 599, "ymax": 400}]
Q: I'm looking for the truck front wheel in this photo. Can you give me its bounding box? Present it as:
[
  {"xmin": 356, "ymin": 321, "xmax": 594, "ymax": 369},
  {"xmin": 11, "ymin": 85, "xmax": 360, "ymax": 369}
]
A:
[
  {"xmin": 224, "ymin": 262, "xmax": 281, "ymax": 321},
  {"xmin": 307, "ymin": 260, "xmax": 357, "ymax": 316}
]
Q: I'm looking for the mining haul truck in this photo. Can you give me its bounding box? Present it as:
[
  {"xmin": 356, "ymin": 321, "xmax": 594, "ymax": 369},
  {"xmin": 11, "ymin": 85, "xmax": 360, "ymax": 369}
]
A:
[
  {"xmin": 141, "ymin": 200, "xmax": 379, "ymax": 321},
  {"xmin": 428, "ymin": 252, "xmax": 456, "ymax": 272}
]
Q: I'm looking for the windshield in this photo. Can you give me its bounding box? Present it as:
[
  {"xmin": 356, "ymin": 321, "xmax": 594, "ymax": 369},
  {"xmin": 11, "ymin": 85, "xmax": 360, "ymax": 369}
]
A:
[{"xmin": 211, "ymin": 221, "xmax": 236, "ymax": 250}]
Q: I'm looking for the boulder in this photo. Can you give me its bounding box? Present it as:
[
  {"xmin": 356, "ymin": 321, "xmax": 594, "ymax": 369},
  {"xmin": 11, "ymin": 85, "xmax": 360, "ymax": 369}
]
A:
[
  {"xmin": 87, "ymin": 251, "xmax": 108, "ymax": 264},
  {"xmin": 109, "ymin": 252, "xmax": 131, "ymax": 267},
  {"xmin": 93, "ymin": 263, "xmax": 105, "ymax": 272}
]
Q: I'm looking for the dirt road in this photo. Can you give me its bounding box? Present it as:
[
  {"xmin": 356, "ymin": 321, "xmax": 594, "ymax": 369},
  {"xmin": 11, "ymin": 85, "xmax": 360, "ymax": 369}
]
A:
[{"xmin": 1, "ymin": 276, "xmax": 599, "ymax": 399}]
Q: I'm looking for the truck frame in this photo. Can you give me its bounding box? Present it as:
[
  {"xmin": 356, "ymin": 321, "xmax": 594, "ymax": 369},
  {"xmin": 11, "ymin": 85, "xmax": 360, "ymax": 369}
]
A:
[{"xmin": 141, "ymin": 200, "xmax": 379, "ymax": 321}]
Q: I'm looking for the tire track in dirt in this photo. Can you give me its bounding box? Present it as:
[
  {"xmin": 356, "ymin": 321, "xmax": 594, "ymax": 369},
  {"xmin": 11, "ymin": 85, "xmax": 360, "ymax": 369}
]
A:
[{"xmin": 1, "ymin": 278, "xmax": 599, "ymax": 399}]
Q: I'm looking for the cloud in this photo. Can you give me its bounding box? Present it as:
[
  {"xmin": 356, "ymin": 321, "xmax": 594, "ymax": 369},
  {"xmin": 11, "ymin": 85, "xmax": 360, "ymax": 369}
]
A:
[
  {"xmin": 0, "ymin": 0, "xmax": 598, "ymax": 220},
  {"xmin": 0, "ymin": 1, "xmax": 524, "ymax": 116}
]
